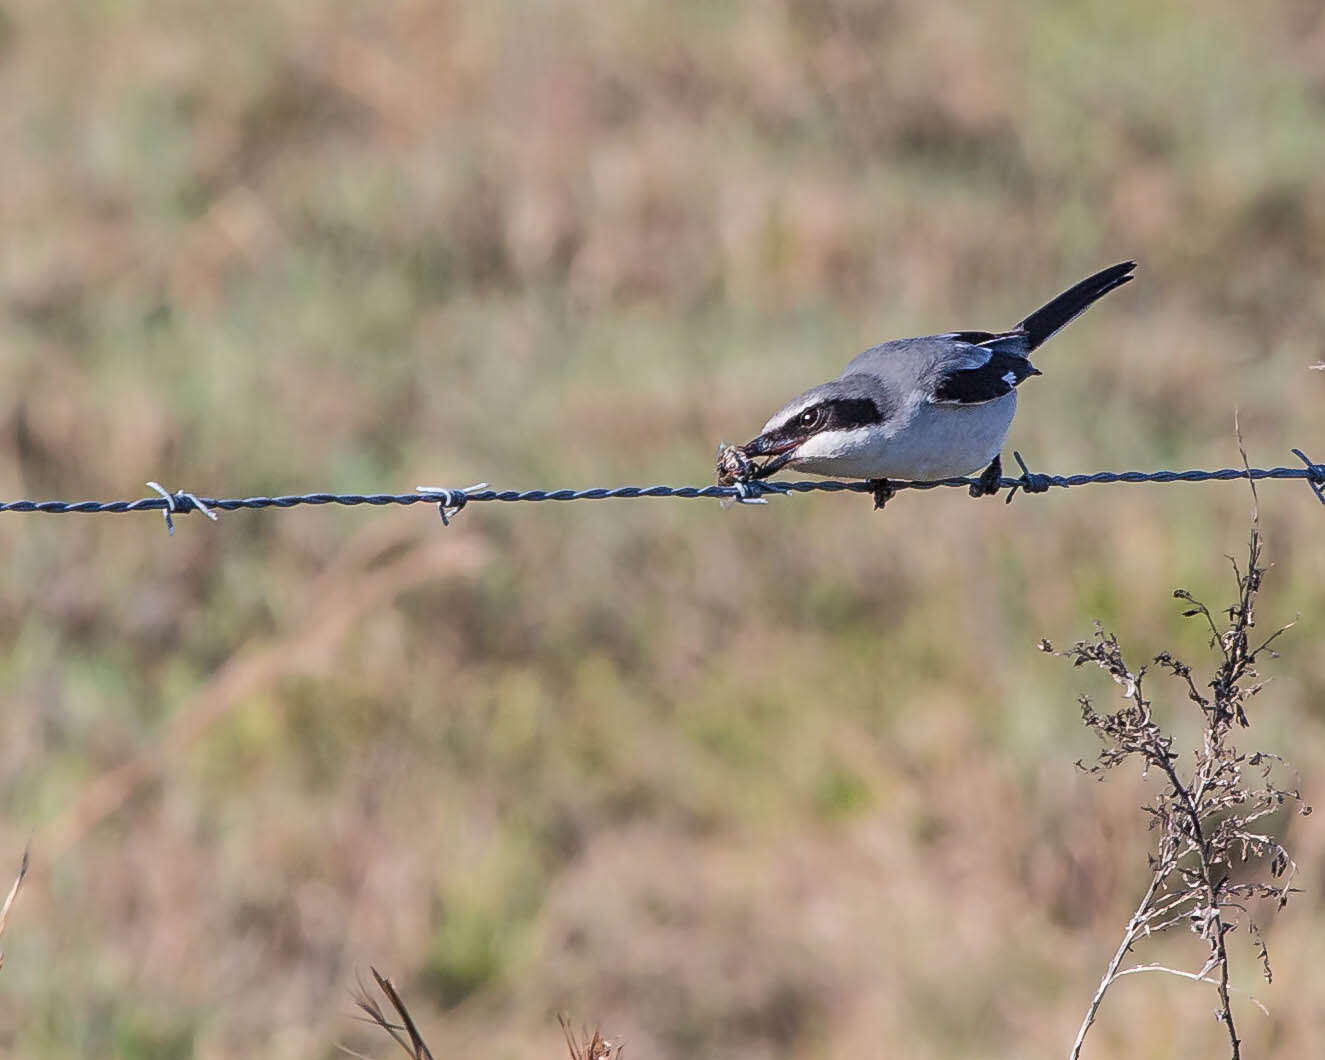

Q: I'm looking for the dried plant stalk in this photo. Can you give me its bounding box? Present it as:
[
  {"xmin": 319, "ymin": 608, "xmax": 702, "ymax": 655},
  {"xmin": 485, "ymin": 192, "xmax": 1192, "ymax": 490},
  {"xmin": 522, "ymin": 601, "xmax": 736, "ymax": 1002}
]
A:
[
  {"xmin": 0, "ymin": 846, "xmax": 30, "ymax": 973},
  {"xmin": 349, "ymin": 967, "xmax": 435, "ymax": 1060},
  {"xmin": 348, "ymin": 967, "xmax": 621, "ymax": 1060},
  {"xmin": 559, "ymin": 1014, "xmax": 624, "ymax": 1060},
  {"xmin": 1045, "ymin": 520, "xmax": 1309, "ymax": 1060}
]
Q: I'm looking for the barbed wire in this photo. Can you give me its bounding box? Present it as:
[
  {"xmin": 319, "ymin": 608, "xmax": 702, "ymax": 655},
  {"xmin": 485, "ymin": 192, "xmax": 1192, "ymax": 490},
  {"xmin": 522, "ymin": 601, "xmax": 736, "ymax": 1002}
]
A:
[{"xmin": 0, "ymin": 449, "xmax": 1321, "ymax": 534}]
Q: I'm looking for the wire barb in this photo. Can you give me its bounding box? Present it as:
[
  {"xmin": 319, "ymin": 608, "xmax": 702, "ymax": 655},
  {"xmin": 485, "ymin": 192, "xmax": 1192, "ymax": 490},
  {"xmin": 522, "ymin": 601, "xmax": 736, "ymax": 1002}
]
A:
[
  {"xmin": 719, "ymin": 477, "xmax": 791, "ymax": 507},
  {"xmin": 415, "ymin": 483, "xmax": 489, "ymax": 525},
  {"xmin": 1005, "ymin": 450, "xmax": 1053, "ymax": 504},
  {"xmin": 145, "ymin": 482, "xmax": 218, "ymax": 535},
  {"xmin": 730, "ymin": 479, "xmax": 766, "ymax": 505},
  {"xmin": 1290, "ymin": 449, "xmax": 1325, "ymax": 506}
]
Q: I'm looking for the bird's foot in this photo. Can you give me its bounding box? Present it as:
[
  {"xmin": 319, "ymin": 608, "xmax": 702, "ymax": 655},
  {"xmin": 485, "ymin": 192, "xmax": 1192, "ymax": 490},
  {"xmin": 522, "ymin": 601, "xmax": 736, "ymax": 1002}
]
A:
[
  {"xmin": 969, "ymin": 455, "xmax": 1003, "ymax": 499},
  {"xmin": 869, "ymin": 478, "xmax": 896, "ymax": 510}
]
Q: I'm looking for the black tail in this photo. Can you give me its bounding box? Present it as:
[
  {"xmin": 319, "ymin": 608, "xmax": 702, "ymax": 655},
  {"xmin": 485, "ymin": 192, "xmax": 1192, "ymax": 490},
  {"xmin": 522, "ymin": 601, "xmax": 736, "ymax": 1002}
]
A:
[{"xmin": 1017, "ymin": 261, "xmax": 1136, "ymax": 351}]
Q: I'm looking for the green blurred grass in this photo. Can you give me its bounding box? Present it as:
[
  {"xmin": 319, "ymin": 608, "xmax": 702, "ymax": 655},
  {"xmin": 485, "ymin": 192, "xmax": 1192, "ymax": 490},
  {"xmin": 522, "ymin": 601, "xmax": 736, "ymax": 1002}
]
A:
[{"xmin": 1, "ymin": 1, "xmax": 1324, "ymax": 1057}]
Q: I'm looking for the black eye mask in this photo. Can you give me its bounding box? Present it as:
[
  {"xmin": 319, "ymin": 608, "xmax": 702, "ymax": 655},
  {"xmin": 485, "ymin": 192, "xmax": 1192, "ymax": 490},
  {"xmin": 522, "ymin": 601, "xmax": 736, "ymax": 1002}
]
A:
[
  {"xmin": 820, "ymin": 398, "xmax": 884, "ymax": 431},
  {"xmin": 736, "ymin": 397, "xmax": 884, "ymax": 479}
]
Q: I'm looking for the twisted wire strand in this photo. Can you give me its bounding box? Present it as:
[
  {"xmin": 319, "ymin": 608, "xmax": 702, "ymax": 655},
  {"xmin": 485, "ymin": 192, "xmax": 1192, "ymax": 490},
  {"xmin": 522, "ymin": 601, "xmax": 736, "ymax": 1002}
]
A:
[{"xmin": 0, "ymin": 449, "xmax": 1321, "ymax": 527}]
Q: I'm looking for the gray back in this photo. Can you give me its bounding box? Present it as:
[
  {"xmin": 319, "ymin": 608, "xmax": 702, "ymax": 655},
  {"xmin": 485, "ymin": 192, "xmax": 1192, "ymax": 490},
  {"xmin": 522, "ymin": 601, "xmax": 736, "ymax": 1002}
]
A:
[{"xmin": 841, "ymin": 336, "xmax": 989, "ymax": 400}]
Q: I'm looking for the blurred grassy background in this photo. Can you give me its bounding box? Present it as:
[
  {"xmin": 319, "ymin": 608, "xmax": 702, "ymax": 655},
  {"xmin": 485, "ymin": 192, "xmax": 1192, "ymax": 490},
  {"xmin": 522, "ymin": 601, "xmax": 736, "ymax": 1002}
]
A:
[{"xmin": 1, "ymin": 1, "xmax": 1324, "ymax": 1057}]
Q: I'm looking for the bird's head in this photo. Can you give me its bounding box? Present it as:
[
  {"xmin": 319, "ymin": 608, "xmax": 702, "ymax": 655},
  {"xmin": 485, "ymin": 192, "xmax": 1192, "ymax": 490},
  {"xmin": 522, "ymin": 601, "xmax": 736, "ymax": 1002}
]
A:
[{"xmin": 739, "ymin": 375, "xmax": 888, "ymax": 479}]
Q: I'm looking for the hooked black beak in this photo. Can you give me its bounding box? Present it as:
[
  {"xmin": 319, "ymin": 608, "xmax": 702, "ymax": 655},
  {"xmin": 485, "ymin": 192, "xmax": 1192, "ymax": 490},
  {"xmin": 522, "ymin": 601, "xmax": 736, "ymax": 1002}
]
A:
[{"xmin": 739, "ymin": 432, "xmax": 800, "ymax": 479}]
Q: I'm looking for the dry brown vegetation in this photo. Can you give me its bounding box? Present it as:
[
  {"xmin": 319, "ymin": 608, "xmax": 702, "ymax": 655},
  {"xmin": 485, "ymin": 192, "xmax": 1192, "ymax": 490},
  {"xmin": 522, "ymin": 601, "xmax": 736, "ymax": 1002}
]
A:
[
  {"xmin": 1, "ymin": 1, "xmax": 1324, "ymax": 1057},
  {"xmin": 1047, "ymin": 494, "xmax": 1309, "ymax": 1058},
  {"xmin": 0, "ymin": 848, "xmax": 29, "ymax": 975}
]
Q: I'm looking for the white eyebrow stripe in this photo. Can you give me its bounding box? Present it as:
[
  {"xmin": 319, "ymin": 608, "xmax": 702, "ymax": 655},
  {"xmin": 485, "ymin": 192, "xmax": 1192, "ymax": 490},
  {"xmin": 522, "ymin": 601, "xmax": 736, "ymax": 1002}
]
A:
[{"xmin": 763, "ymin": 393, "xmax": 828, "ymax": 433}]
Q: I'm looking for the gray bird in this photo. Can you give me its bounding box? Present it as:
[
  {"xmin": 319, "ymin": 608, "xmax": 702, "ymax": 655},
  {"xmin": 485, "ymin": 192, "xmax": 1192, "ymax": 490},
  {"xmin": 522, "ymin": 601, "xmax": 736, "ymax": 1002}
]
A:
[{"xmin": 734, "ymin": 262, "xmax": 1136, "ymax": 506}]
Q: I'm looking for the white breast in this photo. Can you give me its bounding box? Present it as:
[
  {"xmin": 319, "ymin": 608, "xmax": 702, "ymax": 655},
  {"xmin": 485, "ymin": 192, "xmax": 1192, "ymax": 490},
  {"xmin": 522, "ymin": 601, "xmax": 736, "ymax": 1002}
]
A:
[{"xmin": 792, "ymin": 392, "xmax": 1017, "ymax": 480}]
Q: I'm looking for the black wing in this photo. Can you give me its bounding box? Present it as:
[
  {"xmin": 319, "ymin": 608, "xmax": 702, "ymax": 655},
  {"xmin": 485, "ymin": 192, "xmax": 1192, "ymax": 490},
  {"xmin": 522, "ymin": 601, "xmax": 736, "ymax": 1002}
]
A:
[
  {"xmin": 932, "ymin": 349, "xmax": 1041, "ymax": 405},
  {"xmin": 940, "ymin": 330, "xmax": 1000, "ymax": 345}
]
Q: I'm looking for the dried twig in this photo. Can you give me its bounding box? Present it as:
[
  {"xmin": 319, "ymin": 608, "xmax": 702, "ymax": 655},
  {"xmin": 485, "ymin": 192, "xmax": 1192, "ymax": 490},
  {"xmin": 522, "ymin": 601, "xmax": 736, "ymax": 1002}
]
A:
[
  {"xmin": 347, "ymin": 968, "xmax": 621, "ymax": 1060},
  {"xmin": 0, "ymin": 846, "xmax": 29, "ymax": 972},
  {"xmin": 349, "ymin": 968, "xmax": 435, "ymax": 1060},
  {"xmin": 1047, "ymin": 507, "xmax": 1309, "ymax": 1060},
  {"xmin": 559, "ymin": 1014, "xmax": 624, "ymax": 1060}
]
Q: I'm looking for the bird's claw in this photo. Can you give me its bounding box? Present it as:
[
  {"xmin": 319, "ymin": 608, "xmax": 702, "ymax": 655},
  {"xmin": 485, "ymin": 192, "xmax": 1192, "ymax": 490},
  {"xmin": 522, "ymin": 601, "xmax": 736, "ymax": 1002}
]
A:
[
  {"xmin": 870, "ymin": 478, "xmax": 895, "ymax": 510},
  {"xmin": 969, "ymin": 455, "xmax": 1002, "ymax": 499}
]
